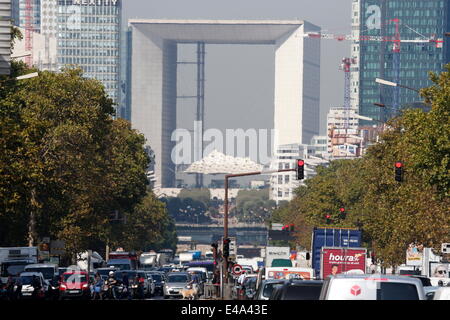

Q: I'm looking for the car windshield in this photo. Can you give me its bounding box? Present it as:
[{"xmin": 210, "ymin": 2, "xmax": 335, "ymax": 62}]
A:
[
  {"xmin": 150, "ymin": 274, "xmax": 162, "ymax": 281},
  {"xmin": 262, "ymin": 283, "xmax": 282, "ymax": 298},
  {"xmin": 377, "ymin": 283, "xmax": 419, "ymax": 300},
  {"xmin": 63, "ymin": 274, "xmax": 87, "ymax": 282},
  {"xmin": 20, "ymin": 276, "xmax": 37, "ymax": 285},
  {"xmin": 1, "ymin": 262, "xmax": 28, "ymax": 277},
  {"xmin": 107, "ymin": 263, "xmax": 130, "ymax": 270},
  {"xmin": 284, "ymin": 284, "xmax": 323, "ymax": 300},
  {"xmin": 25, "ymin": 267, "xmax": 54, "ymax": 280},
  {"xmin": 167, "ymin": 275, "xmax": 188, "ymax": 283}
]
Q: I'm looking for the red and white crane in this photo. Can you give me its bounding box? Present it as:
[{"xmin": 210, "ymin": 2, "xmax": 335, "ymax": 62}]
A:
[{"xmin": 24, "ymin": 0, "xmax": 34, "ymax": 67}]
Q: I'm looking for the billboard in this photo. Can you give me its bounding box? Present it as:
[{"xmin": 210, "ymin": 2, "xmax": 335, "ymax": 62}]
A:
[
  {"xmin": 321, "ymin": 247, "xmax": 367, "ymax": 279},
  {"xmin": 406, "ymin": 243, "xmax": 424, "ymax": 266}
]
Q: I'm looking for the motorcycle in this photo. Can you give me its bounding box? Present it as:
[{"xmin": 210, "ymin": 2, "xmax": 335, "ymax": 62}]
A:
[
  {"xmin": 102, "ymin": 281, "xmax": 124, "ymax": 300},
  {"xmin": 129, "ymin": 280, "xmax": 144, "ymax": 300}
]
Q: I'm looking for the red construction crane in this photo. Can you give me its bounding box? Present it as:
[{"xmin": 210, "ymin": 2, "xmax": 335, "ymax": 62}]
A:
[
  {"xmin": 24, "ymin": 0, "xmax": 33, "ymax": 67},
  {"xmin": 304, "ymin": 19, "xmax": 444, "ymax": 114}
]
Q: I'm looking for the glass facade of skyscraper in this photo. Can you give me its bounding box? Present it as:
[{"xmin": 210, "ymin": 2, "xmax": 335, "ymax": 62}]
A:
[
  {"xmin": 12, "ymin": 0, "xmax": 41, "ymax": 31},
  {"xmin": 352, "ymin": 0, "xmax": 450, "ymax": 124},
  {"xmin": 56, "ymin": 0, "xmax": 121, "ymax": 105}
]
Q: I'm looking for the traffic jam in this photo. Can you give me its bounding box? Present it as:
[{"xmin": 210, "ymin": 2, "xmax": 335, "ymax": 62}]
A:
[{"xmin": 1, "ymin": 228, "xmax": 450, "ymax": 301}]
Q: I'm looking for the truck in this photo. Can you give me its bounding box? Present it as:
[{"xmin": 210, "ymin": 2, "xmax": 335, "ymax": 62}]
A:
[
  {"xmin": 179, "ymin": 252, "xmax": 194, "ymax": 264},
  {"xmin": 107, "ymin": 251, "xmax": 138, "ymax": 270},
  {"xmin": 320, "ymin": 247, "xmax": 367, "ymax": 279},
  {"xmin": 265, "ymin": 246, "xmax": 290, "ymax": 268},
  {"xmin": 76, "ymin": 251, "xmax": 105, "ymax": 272},
  {"xmin": 139, "ymin": 251, "xmax": 158, "ymax": 270},
  {"xmin": 0, "ymin": 247, "xmax": 38, "ymax": 282},
  {"xmin": 311, "ymin": 227, "xmax": 362, "ymax": 278},
  {"xmin": 188, "ymin": 250, "xmax": 202, "ymax": 260}
]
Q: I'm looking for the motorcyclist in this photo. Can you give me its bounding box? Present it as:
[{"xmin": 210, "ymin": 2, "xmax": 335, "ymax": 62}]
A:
[
  {"xmin": 133, "ymin": 274, "xmax": 144, "ymax": 300},
  {"xmin": 121, "ymin": 271, "xmax": 130, "ymax": 300},
  {"xmin": 105, "ymin": 271, "xmax": 118, "ymax": 299},
  {"xmin": 31, "ymin": 275, "xmax": 42, "ymax": 299}
]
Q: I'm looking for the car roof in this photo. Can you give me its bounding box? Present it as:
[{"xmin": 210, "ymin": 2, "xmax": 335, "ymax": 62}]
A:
[
  {"xmin": 20, "ymin": 272, "xmax": 44, "ymax": 277},
  {"xmin": 328, "ymin": 274, "xmax": 423, "ymax": 285},
  {"xmin": 25, "ymin": 264, "xmax": 57, "ymax": 268},
  {"xmin": 63, "ymin": 271, "xmax": 88, "ymax": 275},
  {"xmin": 167, "ymin": 272, "xmax": 189, "ymax": 275}
]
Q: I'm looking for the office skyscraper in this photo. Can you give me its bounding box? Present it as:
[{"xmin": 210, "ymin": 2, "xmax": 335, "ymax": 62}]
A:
[
  {"xmin": 351, "ymin": 0, "xmax": 450, "ymax": 124},
  {"xmin": 11, "ymin": 0, "xmax": 41, "ymax": 31},
  {"xmin": 56, "ymin": 0, "xmax": 121, "ymax": 105}
]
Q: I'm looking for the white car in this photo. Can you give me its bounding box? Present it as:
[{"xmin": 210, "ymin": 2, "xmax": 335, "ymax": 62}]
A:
[
  {"xmin": 434, "ymin": 287, "xmax": 450, "ymax": 300},
  {"xmin": 319, "ymin": 274, "xmax": 426, "ymax": 300},
  {"xmin": 18, "ymin": 272, "xmax": 49, "ymax": 299}
]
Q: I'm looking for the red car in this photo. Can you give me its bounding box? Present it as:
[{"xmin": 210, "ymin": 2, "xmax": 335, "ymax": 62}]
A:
[{"xmin": 59, "ymin": 271, "xmax": 91, "ymax": 300}]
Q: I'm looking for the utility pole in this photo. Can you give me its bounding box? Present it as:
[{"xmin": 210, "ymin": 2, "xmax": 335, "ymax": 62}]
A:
[{"xmin": 221, "ymin": 168, "xmax": 296, "ymax": 299}]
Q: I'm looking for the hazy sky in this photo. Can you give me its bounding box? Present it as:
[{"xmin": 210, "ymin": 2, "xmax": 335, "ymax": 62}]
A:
[{"xmin": 122, "ymin": 0, "xmax": 352, "ymax": 136}]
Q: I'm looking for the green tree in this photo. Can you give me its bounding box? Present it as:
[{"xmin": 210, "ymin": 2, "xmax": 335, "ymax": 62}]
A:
[
  {"xmin": 116, "ymin": 192, "xmax": 177, "ymax": 252},
  {"xmin": 0, "ymin": 67, "xmax": 151, "ymax": 256}
]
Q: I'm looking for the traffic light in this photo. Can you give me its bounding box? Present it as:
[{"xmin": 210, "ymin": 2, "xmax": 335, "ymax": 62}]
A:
[
  {"xmin": 395, "ymin": 162, "xmax": 404, "ymax": 182},
  {"xmin": 211, "ymin": 242, "xmax": 218, "ymax": 260},
  {"xmin": 297, "ymin": 159, "xmax": 305, "ymax": 180},
  {"xmin": 223, "ymin": 238, "xmax": 230, "ymax": 258},
  {"xmin": 339, "ymin": 207, "xmax": 346, "ymax": 219},
  {"xmin": 289, "ymin": 224, "xmax": 295, "ymax": 232},
  {"xmin": 325, "ymin": 215, "xmax": 331, "ymax": 225}
]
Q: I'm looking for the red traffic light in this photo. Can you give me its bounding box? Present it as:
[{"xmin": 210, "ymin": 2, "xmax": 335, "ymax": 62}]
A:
[
  {"xmin": 395, "ymin": 162, "xmax": 403, "ymax": 168},
  {"xmin": 340, "ymin": 208, "xmax": 345, "ymax": 213},
  {"xmin": 298, "ymin": 160, "xmax": 305, "ymax": 166},
  {"xmin": 325, "ymin": 215, "xmax": 331, "ymax": 219}
]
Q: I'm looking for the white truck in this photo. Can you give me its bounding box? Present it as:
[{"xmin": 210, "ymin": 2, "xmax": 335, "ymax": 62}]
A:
[
  {"xmin": 0, "ymin": 247, "xmax": 38, "ymax": 282},
  {"xmin": 179, "ymin": 252, "xmax": 194, "ymax": 264},
  {"xmin": 139, "ymin": 251, "xmax": 158, "ymax": 270},
  {"xmin": 76, "ymin": 251, "xmax": 105, "ymax": 272},
  {"xmin": 265, "ymin": 246, "xmax": 291, "ymax": 268}
]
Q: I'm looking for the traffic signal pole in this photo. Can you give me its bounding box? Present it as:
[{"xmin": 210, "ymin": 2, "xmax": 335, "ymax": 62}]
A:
[{"xmin": 222, "ymin": 168, "xmax": 296, "ymax": 299}]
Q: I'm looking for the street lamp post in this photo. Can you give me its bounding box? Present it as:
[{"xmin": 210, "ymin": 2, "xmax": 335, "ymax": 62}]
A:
[{"xmin": 221, "ymin": 168, "xmax": 296, "ymax": 299}]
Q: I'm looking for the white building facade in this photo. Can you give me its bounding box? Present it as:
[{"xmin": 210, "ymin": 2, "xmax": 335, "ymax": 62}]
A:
[{"xmin": 129, "ymin": 20, "xmax": 321, "ymax": 187}]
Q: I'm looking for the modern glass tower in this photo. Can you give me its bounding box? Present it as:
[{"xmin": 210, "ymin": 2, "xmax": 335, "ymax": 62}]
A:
[
  {"xmin": 56, "ymin": 0, "xmax": 121, "ymax": 105},
  {"xmin": 351, "ymin": 0, "xmax": 450, "ymax": 125},
  {"xmin": 11, "ymin": 0, "xmax": 41, "ymax": 31}
]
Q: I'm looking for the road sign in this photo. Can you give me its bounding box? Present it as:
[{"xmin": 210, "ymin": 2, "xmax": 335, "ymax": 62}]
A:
[
  {"xmin": 232, "ymin": 264, "xmax": 243, "ymax": 276},
  {"xmin": 442, "ymin": 243, "xmax": 450, "ymax": 254}
]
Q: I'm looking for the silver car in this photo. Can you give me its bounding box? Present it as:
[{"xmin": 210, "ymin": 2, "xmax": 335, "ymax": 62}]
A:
[
  {"xmin": 163, "ymin": 272, "xmax": 191, "ymax": 299},
  {"xmin": 254, "ymin": 279, "xmax": 287, "ymax": 300}
]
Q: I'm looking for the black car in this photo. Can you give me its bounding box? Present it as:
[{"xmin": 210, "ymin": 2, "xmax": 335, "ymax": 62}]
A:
[
  {"xmin": 269, "ymin": 280, "xmax": 323, "ymax": 300},
  {"xmin": 147, "ymin": 272, "xmax": 165, "ymax": 295}
]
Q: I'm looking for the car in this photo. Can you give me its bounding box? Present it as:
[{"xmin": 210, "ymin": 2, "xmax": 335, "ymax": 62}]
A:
[
  {"xmin": 319, "ymin": 274, "xmax": 426, "ymax": 300},
  {"xmin": 424, "ymin": 286, "xmax": 441, "ymax": 300},
  {"xmin": 24, "ymin": 263, "xmax": 58, "ymax": 283},
  {"xmin": 269, "ymin": 280, "xmax": 323, "ymax": 300},
  {"xmin": 122, "ymin": 270, "xmax": 154, "ymax": 298},
  {"xmin": 241, "ymin": 275, "xmax": 258, "ymax": 300},
  {"xmin": 408, "ymin": 275, "xmax": 432, "ymax": 287},
  {"xmin": 146, "ymin": 271, "xmax": 166, "ymax": 295},
  {"xmin": 254, "ymin": 279, "xmax": 287, "ymax": 300},
  {"xmin": 18, "ymin": 272, "xmax": 49, "ymax": 299},
  {"xmin": 163, "ymin": 272, "xmax": 191, "ymax": 299},
  {"xmin": 59, "ymin": 271, "xmax": 91, "ymax": 300},
  {"xmin": 433, "ymin": 287, "xmax": 450, "ymax": 300}
]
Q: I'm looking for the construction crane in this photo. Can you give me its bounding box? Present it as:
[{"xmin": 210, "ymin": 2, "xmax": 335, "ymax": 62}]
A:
[
  {"xmin": 339, "ymin": 57, "xmax": 356, "ymax": 129},
  {"xmin": 24, "ymin": 0, "xmax": 33, "ymax": 67},
  {"xmin": 304, "ymin": 19, "xmax": 444, "ymax": 115}
]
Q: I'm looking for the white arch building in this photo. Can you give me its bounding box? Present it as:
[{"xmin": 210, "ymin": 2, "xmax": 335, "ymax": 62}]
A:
[{"xmin": 129, "ymin": 19, "xmax": 321, "ymax": 187}]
